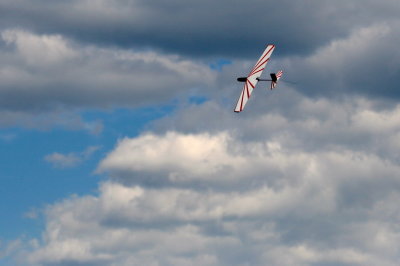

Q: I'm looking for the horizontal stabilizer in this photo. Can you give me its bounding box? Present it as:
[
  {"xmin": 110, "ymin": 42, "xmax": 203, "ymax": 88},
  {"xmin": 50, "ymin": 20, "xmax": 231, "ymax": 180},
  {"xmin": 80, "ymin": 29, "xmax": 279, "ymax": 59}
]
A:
[{"xmin": 270, "ymin": 70, "xmax": 283, "ymax": 89}]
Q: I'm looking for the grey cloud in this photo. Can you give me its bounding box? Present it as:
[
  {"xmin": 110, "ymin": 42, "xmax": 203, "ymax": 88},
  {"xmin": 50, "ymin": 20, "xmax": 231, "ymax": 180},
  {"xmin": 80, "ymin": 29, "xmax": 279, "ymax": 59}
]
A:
[
  {"xmin": 208, "ymin": 20, "xmax": 400, "ymax": 104},
  {"xmin": 0, "ymin": 29, "xmax": 215, "ymax": 113},
  {"xmin": 280, "ymin": 22, "xmax": 400, "ymax": 99},
  {"xmin": 1, "ymin": 0, "xmax": 399, "ymax": 58},
  {"xmin": 0, "ymin": 1, "xmax": 399, "ymax": 125}
]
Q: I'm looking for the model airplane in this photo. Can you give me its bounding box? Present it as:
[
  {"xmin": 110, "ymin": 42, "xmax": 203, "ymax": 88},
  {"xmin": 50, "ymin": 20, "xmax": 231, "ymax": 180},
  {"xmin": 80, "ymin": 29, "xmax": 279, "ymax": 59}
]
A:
[{"xmin": 234, "ymin": 44, "xmax": 283, "ymax": 112}]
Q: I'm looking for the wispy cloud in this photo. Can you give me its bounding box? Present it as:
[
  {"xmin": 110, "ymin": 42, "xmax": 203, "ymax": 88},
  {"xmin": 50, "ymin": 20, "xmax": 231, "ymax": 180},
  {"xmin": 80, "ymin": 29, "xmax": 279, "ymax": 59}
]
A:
[
  {"xmin": 44, "ymin": 146, "xmax": 101, "ymax": 169},
  {"xmin": 0, "ymin": 133, "xmax": 16, "ymax": 142},
  {"xmin": 23, "ymin": 208, "xmax": 39, "ymax": 220}
]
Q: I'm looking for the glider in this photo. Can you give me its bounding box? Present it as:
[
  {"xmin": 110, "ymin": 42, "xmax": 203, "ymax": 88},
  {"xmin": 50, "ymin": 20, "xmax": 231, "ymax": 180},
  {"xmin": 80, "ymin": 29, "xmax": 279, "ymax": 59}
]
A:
[{"xmin": 234, "ymin": 44, "xmax": 283, "ymax": 112}]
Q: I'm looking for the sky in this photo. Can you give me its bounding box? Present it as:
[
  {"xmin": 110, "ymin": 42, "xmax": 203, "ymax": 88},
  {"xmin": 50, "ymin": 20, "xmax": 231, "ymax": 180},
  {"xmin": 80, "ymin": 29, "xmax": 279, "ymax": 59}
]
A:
[{"xmin": 1, "ymin": 0, "xmax": 400, "ymax": 265}]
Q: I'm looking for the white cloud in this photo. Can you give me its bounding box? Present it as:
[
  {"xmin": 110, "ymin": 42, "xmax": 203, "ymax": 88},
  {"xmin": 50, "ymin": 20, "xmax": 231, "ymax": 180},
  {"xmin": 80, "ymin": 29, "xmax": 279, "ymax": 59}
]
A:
[
  {"xmin": 98, "ymin": 132, "xmax": 244, "ymax": 183},
  {"xmin": 16, "ymin": 93, "xmax": 383, "ymax": 266},
  {"xmin": 22, "ymin": 101, "xmax": 400, "ymax": 264},
  {"xmin": 13, "ymin": 92, "xmax": 400, "ymax": 265}
]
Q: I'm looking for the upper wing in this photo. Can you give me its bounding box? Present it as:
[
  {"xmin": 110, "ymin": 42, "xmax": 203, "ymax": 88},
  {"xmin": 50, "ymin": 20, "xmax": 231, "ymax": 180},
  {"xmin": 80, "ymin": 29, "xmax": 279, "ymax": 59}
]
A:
[{"xmin": 234, "ymin": 44, "xmax": 275, "ymax": 112}]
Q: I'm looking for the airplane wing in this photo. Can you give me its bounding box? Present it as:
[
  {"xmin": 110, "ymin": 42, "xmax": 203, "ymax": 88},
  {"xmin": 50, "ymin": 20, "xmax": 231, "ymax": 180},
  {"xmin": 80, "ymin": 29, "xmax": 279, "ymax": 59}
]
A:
[{"xmin": 234, "ymin": 44, "xmax": 275, "ymax": 112}]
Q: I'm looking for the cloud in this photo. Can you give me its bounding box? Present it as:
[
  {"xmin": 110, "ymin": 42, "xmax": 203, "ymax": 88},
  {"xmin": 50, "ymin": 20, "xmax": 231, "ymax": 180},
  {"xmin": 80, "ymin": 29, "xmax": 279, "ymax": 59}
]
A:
[
  {"xmin": 0, "ymin": 110, "xmax": 104, "ymax": 134},
  {"xmin": 1, "ymin": 0, "xmax": 400, "ymax": 58},
  {"xmin": 19, "ymin": 93, "xmax": 400, "ymax": 265},
  {"xmin": 280, "ymin": 22, "xmax": 400, "ymax": 99},
  {"xmin": 2, "ymin": 29, "xmax": 76, "ymax": 66},
  {"xmin": 45, "ymin": 146, "xmax": 101, "ymax": 169},
  {"xmin": 151, "ymin": 89, "xmax": 400, "ymax": 161},
  {"xmin": 98, "ymin": 132, "xmax": 247, "ymax": 186},
  {"xmin": 0, "ymin": 133, "xmax": 16, "ymax": 142},
  {"xmin": 0, "ymin": 29, "xmax": 215, "ymax": 113},
  {"xmin": 23, "ymin": 208, "xmax": 40, "ymax": 220},
  {"xmin": 44, "ymin": 153, "xmax": 82, "ymax": 168},
  {"xmin": 2, "ymin": 1, "xmax": 400, "ymax": 265},
  {"xmin": 0, "ymin": 239, "xmax": 23, "ymax": 260},
  {"xmin": 23, "ymin": 152, "xmax": 400, "ymax": 266},
  {"xmin": 1, "ymin": 6, "xmax": 400, "ymax": 132}
]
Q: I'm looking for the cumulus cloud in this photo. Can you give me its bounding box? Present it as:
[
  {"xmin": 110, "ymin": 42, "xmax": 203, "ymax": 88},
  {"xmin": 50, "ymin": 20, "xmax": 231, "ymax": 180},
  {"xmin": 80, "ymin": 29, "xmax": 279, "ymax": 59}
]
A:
[
  {"xmin": 98, "ymin": 132, "xmax": 246, "ymax": 186},
  {"xmin": 3, "ymin": 1, "xmax": 400, "ymax": 265},
  {"xmin": 152, "ymin": 89, "xmax": 400, "ymax": 160},
  {"xmin": 23, "ymin": 154, "xmax": 400, "ymax": 265},
  {"xmin": 18, "ymin": 94, "xmax": 400, "ymax": 266}
]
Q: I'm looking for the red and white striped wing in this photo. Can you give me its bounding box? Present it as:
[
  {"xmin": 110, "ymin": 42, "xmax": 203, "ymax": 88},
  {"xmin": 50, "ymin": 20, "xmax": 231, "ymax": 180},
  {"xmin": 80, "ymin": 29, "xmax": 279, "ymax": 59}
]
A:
[{"xmin": 234, "ymin": 44, "xmax": 275, "ymax": 112}]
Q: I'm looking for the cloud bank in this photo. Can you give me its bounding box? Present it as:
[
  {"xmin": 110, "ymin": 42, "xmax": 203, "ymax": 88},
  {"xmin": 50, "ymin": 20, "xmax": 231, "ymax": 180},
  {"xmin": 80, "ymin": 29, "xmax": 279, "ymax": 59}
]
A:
[
  {"xmin": 1, "ymin": 0, "xmax": 400, "ymax": 57},
  {"xmin": 21, "ymin": 94, "xmax": 400, "ymax": 266}
]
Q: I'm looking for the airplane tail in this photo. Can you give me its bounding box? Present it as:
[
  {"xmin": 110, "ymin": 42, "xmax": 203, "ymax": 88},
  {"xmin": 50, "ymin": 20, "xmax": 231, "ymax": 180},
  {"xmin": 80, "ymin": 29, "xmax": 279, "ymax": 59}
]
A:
[{"xmin": 270, "ymin": 70, "xmax": 283, "ymax": 89}]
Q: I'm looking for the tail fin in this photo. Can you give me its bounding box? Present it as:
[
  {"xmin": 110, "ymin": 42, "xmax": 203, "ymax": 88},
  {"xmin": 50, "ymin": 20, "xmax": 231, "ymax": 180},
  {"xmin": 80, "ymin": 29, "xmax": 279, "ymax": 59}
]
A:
[{"xmin": 270, "ymin": 70, "xmax": 283, "ymax": 89}]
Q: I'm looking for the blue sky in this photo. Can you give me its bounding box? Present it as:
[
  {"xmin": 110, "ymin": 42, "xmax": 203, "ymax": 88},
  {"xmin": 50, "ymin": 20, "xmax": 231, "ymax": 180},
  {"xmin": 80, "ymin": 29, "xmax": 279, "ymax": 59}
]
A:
[
  {"xmin": 0, "ymin": 108, "xmax": 159, "ymax": 238},
  {"xmin": 1, "ymin": 0, "xmax": 400, "ymax": 265}
]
